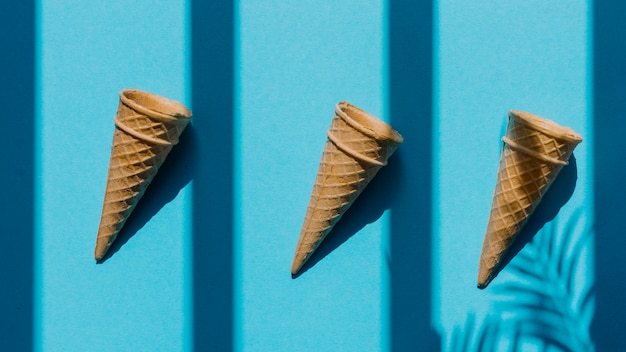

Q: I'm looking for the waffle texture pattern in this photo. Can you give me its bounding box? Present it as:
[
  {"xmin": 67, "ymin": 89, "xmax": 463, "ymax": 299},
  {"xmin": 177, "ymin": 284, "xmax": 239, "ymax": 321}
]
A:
[
  {"xmin": 478, "ymin": 110, "xmax": 582, "ymax": 288},
  {"xmin": 291, "ymin": 102, "xmax": 403, "ymax": 274},
  {"xmin": 95, "ymin": 89, "xmax": 191, "ymax": 261}
]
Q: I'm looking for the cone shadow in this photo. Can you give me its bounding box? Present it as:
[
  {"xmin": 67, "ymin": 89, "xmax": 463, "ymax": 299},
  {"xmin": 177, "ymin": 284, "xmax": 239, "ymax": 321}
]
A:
[
  {"xmin": 482, "ymin": 154, "xmax": 579, "ymax": 288},
  {"xmin": 96, "ymin": 126, "xmax": 196, "ymax": 263},
  {"xmin": 0, "ymin": 1, "xmax": 34, "ymax": 350},
  {"xmin": 592, "ymin": 1, "xmax": 626, "ymax": 349},
  {"xmin": 292, "ymin": 155, "xmax": 401, "ymax": 278}
]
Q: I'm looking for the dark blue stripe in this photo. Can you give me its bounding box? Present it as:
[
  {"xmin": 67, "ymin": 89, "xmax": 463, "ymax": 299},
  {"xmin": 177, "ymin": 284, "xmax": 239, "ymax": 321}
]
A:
[
  {"xmin": 191, "ymin": 1, "xmax": 234, "ymax": 350},
  {"xmin": 0, "ymin": 1, "xmax": 35, "ymax": 350},
  {"xmin": 592, "ymin": 1, "xmax": 626, "ymax": 349},
  {"xmin": 388, "ymin": 0, "xmax": 440, "ymax": 350}
]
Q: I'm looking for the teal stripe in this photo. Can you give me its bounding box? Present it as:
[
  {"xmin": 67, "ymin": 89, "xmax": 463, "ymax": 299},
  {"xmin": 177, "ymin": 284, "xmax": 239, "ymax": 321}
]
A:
[
  {"xmin": 0, "ymin": 1, "xmax": 35, "ymax": 350},
  {"xmin": 592, "ymin": 0, "xmax": 626, "ymax": 349},
  {"xmin": 388, "ymin": 0, "xmax": 438, "ymax": 350},
  {"xmin": 190, "ymin": 0, "xmax": 235, "ymax": 351}
]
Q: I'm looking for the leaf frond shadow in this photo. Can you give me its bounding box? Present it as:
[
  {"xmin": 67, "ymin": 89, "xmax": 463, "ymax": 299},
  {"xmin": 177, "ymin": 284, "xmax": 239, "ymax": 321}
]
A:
[{"xmin": 453, "ymin": 208, "xmax": 594, "ymax": 351}]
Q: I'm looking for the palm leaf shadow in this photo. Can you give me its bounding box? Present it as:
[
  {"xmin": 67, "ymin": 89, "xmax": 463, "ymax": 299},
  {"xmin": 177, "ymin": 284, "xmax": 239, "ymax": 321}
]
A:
[
  {"xmin": 493, "ymin": 207, "xmax": 595, "ymax": 351},
  {"xmin": 454, "ymin": 208, "xmax": 594, "ymax": 351},
  {"xmin": 450, "ymin": 313, "xmax": 501, "ymax": 352}
]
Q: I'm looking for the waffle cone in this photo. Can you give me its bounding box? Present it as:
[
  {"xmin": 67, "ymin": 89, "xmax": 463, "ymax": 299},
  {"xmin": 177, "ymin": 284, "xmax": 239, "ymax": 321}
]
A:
[
  {"xmin": 94, "ymin": 89, "xmax": 192, "ymax": 261},
  {"xmin": 291, "ymin": 102, "xmax": 403, "ymax": 275},
  {"xmin": 477, "ymin": 110, "xmax": 582, "ymax": 288}
]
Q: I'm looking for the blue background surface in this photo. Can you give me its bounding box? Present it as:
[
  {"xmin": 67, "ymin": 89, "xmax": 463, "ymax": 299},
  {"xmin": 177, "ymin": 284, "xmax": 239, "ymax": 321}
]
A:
[{"xmin": 1, "ymin": 0, "xmax": 622, "ymax": 351}]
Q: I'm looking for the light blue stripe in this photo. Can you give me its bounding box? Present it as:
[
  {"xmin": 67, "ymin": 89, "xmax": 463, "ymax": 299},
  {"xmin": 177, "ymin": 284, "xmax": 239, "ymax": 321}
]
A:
[
  {"xmin": 236, "ymin": 2, "xmax": 386, "ymax": 351},
  {"xmin": 434, "ymin": 0, "xmax": 593, "ymax": 349},
  {"xmin": 36, "ymin": 1, "xmax": 190, "ymax": 351}
]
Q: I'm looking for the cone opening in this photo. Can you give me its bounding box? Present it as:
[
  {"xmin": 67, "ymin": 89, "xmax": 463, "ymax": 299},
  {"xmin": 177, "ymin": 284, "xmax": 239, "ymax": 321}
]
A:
[
  {"xmin": 120, "ymin": 89, "xmax": 192, "ymax": 122},
  {"xmin": 336, "ymin": 102, "xmax": 404, "ymax": 144},
  {"xmin": 509, "ymin": 110, "xmax": 583, "ymax": 143}
]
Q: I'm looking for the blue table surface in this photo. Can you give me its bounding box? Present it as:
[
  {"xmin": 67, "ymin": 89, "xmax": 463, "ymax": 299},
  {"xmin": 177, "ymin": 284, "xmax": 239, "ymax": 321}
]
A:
[{"xmin": 2, "ymin": 0, "xmax": 622, "ymax": 351}]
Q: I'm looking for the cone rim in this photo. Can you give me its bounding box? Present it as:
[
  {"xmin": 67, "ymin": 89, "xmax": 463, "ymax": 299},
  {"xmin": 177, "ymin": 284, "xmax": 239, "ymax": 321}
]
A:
[
  {"xmin": 120, "ymin": 88, "xmax": 192, "ymax": 122},
  {"xmin": 508, "ymin": 110, "xmax": 583, "ymax": 143},
  {"xmin": 336, "ymin": 101, "xmax": 404, "ymax": 144}
]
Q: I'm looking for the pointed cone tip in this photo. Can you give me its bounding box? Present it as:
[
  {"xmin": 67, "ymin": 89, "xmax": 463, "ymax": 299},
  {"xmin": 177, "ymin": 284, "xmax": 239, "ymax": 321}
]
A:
[
  {"xmin": 94, "ymin": 236, "xmax": 113, "ymax": 262},
  {"xmin": 291, "ymin": 260, "xmax": 303, "ymax": 276},
  {"xmin": 477, "ymin": 268, "xmax": 493, "ymax": 289},
  {"xmin": 94, "ymin": 248, "xmax": 106, "ymax": 262},
  {"xmin": 291, "ymin": 245, "xmax": 312, "ymax": 276}
]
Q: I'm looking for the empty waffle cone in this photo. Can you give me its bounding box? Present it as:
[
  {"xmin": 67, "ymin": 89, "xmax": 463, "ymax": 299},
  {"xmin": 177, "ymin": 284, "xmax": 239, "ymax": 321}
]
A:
[
  {"xmin": 94, "ymin": 89, "xmax": 192, "ymax": 261},
  {"xmin": 291, "ymin": 102, "xmax": 403, "ymax": 275},
  {"xmin": 477, "ymin": 110, "xmax": 582, "ymax": 288}
]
